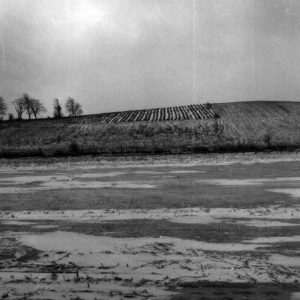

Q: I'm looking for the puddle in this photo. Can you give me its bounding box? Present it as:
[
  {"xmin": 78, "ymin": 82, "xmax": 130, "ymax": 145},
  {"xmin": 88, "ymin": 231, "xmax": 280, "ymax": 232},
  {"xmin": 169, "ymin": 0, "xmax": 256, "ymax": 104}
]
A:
[
  {"xmin": 75, "ymin": 172, "xmax": 125, "ymax": 178},
  {"xmin": 244, "ymin": 235, "xmax": 300, "ymax": 244},
  {"xmin": 44, "ymin": 180, "xmax": 157, "ymax": 189},
  {"xmin": 33, "ymin": 225, "xmax": 59, "ymax": 229},
  {"xmin": 0, "ymin": 180, "xmax": 157, "ymax": 193},
  {"xmin": 270, "ymin": 189, "xmax": 300, "ymax": 199},
  {"xmin": 0, "ymin": 170, "xmax": 202, "ymax": 185},
  {"xmin": 198, "ymin": 177, "xmax": 300, "ymax": 186},
  {"xmin": 218, "ymin": 219, "xmax": 297, "ymax": 227},
  {"xmin": 133, "ymin": 171, "xmax": 162, "ymax": 174},
  {"xmin": 167, "ymin": 170, "xmax": 203, "ymax": 174},
  {"xmin": 0, "ymin": 175, "xmax": 70, "ymax": 185},
  {"xmin": 268, "ymin": 254, "xmax": 300, "ymax": 267},
  {"xmin": 1, "ymin": 220, "xmax": 35, "ymax": 226},
  {"xmin": 198, "ymin": 179, "xmax": 264, "ymax": 186},
  {"xmin": 0, "ymin": 169, "xmax": 35, "ymax": 173},
  {"xmin": 18, "ymin": 231, "xmax": 267, "ymax": 254},
  {"xmin": 20, "ymin": 231, "xmax": 300, "ymax": 255},
  {"xmin": 0, "ymin": 173, "xmax": 158, "ymax": 193}
]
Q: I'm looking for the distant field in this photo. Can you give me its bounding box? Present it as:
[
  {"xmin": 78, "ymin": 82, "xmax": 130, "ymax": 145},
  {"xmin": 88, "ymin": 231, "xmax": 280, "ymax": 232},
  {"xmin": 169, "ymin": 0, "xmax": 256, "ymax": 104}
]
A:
[
  {"xmin": 0, "ymin": 101, "xmax": 299, "ymax": 157},
  {"xmin": 65, "ymin": 103, "xmax": 218, "ymax": 123}
]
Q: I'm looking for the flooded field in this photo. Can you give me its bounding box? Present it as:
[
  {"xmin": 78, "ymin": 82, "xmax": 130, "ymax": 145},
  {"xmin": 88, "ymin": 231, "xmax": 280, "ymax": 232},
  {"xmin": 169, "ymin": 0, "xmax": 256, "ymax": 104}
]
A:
[{"xmin": 0, "ymin": 153, "xmax": 300, "ymax": 299}]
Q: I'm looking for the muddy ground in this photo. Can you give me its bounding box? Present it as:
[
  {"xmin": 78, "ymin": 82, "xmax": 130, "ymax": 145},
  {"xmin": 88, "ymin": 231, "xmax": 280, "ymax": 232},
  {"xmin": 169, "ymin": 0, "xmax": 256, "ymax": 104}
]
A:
[{"xmin": 0, "ymin": 152, "xmax": 300, "ymax": 299}]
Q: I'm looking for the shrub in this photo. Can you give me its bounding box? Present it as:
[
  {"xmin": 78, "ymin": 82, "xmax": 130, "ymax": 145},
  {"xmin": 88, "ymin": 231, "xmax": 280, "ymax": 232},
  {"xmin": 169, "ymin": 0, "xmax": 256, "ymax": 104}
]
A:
[
  {"xmin": 263, "ymin": 134, "xmax": 272, "ymax": 148},
  {"xmin": 69, "ymin": 141, "xmax": 81, "ymax": 155}
]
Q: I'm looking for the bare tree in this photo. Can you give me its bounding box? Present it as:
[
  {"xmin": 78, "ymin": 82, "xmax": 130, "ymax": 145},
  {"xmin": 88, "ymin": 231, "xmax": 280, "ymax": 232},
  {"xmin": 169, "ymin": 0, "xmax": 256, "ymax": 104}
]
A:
[
  {"xmin": 53, "ymin": 98, "xmax": 63, "ymax": 118},
  {"xmin": 12, "ymin": 98, "xmax": 26, "ymax": 120},
  {"xmin": 65, "ymin": 97, "xmax": 83, "ymax": 117},
  {"xmin": 30, "ymin": 99, "xmax": 47, "ymax": 119},
  {"xmin": 0, "ymin": 97, "xmax": 7, "ymax": 119},
  {"xmin": 22, "ymin": 93, "xmax": 33, "ymax": 119},
  {"xmin": 12, "ymin": 94, "xmax": 46, "ymax": 120}
]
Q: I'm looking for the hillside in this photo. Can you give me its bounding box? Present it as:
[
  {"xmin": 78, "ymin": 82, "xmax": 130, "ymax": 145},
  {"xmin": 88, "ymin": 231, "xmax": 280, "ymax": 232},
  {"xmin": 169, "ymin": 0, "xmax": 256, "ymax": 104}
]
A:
[
  {"xmin": 0, "ymin": 101, "xmax": 299, "ymax": 157},
  {"xmin": 214, "ymin": 101, "xmax": 300, "ymax": 149},
  {"xmin": 63, "ymin": 104, "xmax": 218, "ymax": 123}
]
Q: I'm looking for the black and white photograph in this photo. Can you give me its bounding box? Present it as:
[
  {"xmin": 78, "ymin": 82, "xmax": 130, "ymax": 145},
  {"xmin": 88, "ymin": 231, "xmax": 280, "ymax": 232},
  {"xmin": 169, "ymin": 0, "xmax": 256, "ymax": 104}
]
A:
[{"xmin": 0, "ymin": 0, "xmax": 300, "ymax": 299}]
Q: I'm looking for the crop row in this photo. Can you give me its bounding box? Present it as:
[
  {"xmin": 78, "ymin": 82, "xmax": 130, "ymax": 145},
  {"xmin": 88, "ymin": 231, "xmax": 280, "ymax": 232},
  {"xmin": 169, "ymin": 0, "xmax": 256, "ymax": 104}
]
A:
[{"xmin": 77, "ymin": 104, "xmax": 218, "ymax": 124}]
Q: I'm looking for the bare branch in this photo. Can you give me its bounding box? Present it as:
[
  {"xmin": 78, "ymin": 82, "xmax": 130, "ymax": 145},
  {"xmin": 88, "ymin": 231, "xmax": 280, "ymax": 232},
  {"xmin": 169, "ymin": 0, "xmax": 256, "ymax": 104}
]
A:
[
  {"xmin": 22, "ymin": 93, "xmax": 33, "ymax": 119},
  {"xmin": 65, "ymin": 97, "xmax": 83, "ymax": 117},
  {"xmin": 12, "ymin": 98, "xmax": 26, "ymax": 120},
  {"xmin": 30, "ymin": 99, "xmax": 47, "ymax": 119}
]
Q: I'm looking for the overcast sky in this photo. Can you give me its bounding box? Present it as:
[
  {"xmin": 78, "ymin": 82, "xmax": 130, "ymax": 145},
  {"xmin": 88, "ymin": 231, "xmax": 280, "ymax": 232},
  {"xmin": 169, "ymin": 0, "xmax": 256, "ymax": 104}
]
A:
[{"xmin": 0, "ymin": 0, "xmax": 300, "ymax": 115}]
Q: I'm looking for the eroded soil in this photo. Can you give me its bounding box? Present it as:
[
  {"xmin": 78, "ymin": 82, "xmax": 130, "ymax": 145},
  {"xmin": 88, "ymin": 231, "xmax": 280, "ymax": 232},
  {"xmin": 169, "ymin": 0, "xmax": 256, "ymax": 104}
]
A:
[{"xmin": 0, "ymin": 153, "xmax": 300, "ymax": 299}]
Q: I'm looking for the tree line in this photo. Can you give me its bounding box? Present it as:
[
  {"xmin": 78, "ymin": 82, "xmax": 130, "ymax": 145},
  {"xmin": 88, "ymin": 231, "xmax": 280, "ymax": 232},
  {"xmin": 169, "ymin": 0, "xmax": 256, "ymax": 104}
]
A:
[{"xmin": 0, "ymin": 94, "xmax": 83, "ymax": 120}]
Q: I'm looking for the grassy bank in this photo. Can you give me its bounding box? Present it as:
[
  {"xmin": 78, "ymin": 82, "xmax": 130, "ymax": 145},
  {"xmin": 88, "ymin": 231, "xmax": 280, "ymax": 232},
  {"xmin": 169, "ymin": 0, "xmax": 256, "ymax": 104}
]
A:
[{"xmin": 0, "ymin": 101, "xmax": 299, "ymax": 157}]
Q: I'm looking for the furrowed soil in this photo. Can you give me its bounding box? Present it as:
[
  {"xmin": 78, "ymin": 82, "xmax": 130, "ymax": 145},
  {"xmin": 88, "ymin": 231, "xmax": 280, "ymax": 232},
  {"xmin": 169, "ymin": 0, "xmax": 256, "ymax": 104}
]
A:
[{"xmin": 0, "ymin": 152, "xmax": 300, "ymax": 299}]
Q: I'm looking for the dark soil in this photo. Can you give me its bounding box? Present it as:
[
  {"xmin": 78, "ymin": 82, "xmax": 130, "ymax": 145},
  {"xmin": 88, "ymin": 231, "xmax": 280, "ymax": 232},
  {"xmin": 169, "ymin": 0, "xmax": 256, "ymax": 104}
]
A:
[{"xmin": 170, "ymin": 281, "xmax": 300, "ymax": 300}]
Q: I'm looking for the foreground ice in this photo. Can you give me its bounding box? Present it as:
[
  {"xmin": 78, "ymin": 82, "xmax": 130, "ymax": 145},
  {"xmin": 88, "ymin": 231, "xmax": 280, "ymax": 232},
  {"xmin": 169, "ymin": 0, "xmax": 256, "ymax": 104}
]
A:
[
  {"xmin": 198, "ymin": 177, "xmax": 300, "ymax": 186},
  {"xmin": 0, "ymin": 229, "xmax": 298, "ymax": 299}
]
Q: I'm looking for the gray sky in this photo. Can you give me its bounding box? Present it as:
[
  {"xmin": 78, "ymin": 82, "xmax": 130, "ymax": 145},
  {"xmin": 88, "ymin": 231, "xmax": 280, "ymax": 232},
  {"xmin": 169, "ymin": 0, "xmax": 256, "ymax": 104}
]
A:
[{"xmin": 0, "ymin": 0, "xmax": 300, "ymax": 115}]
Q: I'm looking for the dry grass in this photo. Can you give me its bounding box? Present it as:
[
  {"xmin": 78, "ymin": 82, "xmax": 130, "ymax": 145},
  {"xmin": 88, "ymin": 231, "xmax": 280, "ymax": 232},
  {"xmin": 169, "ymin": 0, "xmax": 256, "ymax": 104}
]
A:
[
  {"xmin": 0, "ymin": 101, "xmax": 299, "ymax": 157},
  {"xmin": 213, "ymin": 101, "xmax": 300, "ymax": 148}
]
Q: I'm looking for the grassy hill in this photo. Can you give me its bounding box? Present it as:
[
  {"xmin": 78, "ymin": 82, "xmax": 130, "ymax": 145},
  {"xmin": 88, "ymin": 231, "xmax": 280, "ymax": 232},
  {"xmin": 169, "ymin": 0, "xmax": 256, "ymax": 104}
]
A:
[
  {"xmin": 214, "ymin": 101, "xmax": 300, "ymax": 149},
  {"xmin": 0, "ymin": 101, "xmax": 299, "ymax": 157}
]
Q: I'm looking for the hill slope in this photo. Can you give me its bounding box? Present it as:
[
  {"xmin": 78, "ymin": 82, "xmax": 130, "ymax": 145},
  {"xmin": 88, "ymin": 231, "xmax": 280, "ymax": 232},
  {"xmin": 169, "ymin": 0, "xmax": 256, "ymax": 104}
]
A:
[
  {"xmin": 0, "ymin": 101, "xmax": 299, "ymax": 156},
  {"xmin": 64, "ymin": 103, "xmax": 218, "ymax": 123},
  {"xmin": 214, "ymin": 101, "xmax": 300, "ymax": 148}
]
